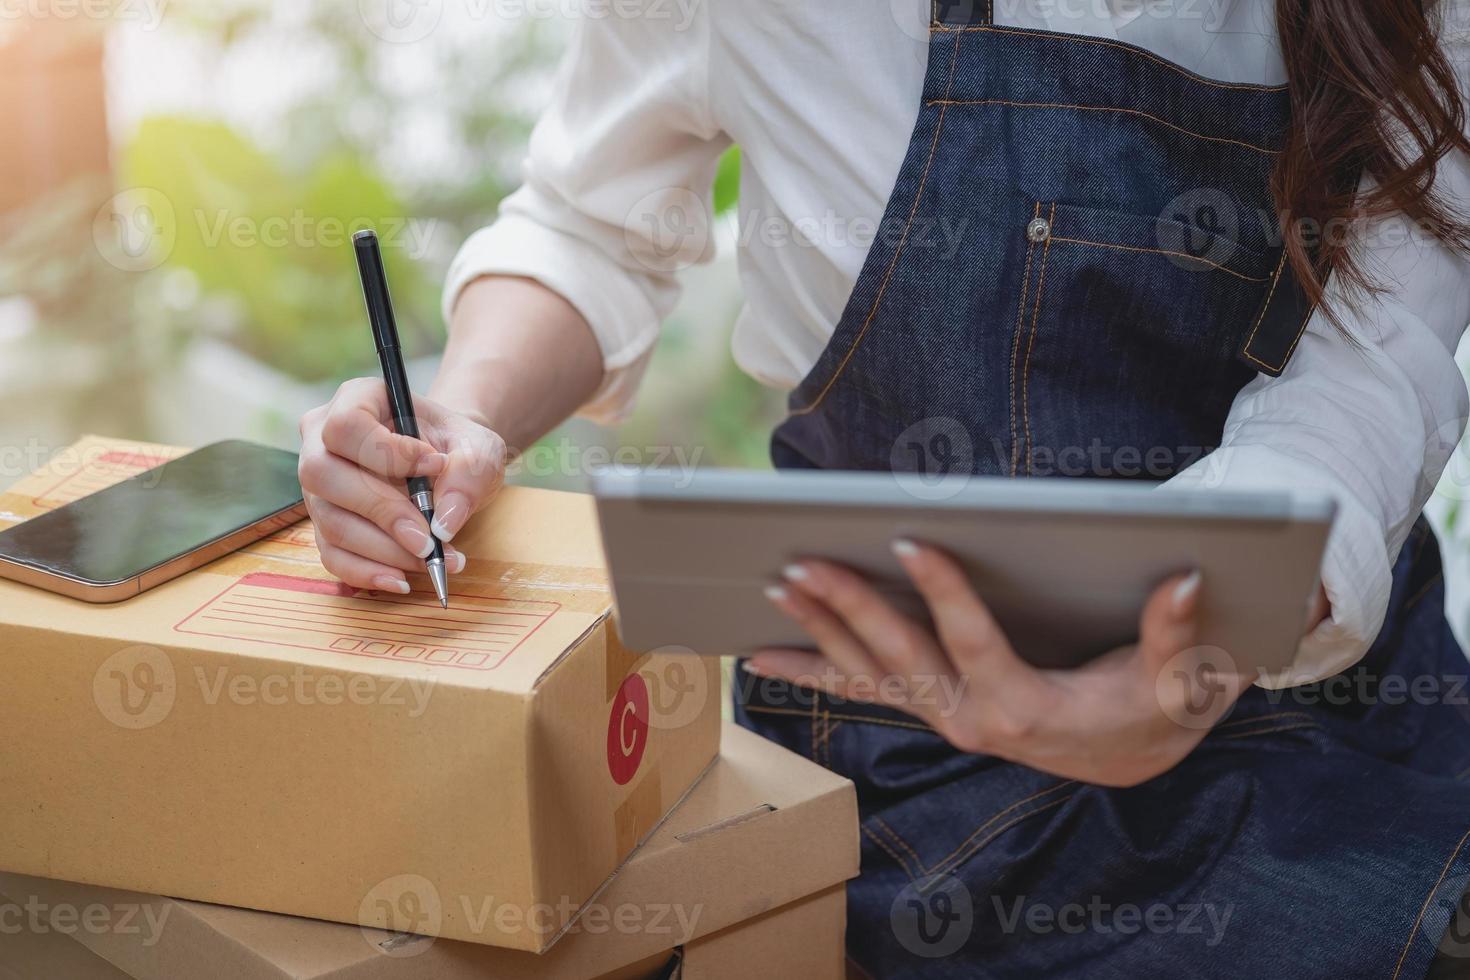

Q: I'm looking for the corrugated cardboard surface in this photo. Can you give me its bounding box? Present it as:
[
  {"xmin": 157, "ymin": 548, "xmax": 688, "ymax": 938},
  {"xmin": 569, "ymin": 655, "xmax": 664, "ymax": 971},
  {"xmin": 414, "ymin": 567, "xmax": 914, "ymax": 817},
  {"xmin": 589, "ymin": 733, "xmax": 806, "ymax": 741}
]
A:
[
  {"xmin": 0, "ymin": 437, "xmax": 721, "ymax": 952},
  {"xmin": 0, "ymin": 725, "xmax": 859, "ymax": 980},
  {"xmin": 679, "ymin": 886, "xmax": 846, "ymax": 980},
  {"xmin": 0, "ymin": 890, "xmax": 846, "ymax": 980}
]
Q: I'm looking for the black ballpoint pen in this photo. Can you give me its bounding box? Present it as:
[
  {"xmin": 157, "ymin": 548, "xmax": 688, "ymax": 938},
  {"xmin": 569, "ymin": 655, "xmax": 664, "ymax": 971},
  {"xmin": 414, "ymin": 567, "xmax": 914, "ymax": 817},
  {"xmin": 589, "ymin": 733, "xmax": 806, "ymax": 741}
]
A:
[{"xmin": 352, "ymin": 229, "xmax": 450, "ymax": 608}]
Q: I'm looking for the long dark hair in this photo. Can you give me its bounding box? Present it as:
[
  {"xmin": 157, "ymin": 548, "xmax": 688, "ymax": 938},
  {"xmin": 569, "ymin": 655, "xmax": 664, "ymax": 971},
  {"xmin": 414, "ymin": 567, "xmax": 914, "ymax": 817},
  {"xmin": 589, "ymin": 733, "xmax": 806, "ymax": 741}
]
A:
[{"xmin": 1276, "ymin": 0, "xmax": 1470, "ymax": 317}]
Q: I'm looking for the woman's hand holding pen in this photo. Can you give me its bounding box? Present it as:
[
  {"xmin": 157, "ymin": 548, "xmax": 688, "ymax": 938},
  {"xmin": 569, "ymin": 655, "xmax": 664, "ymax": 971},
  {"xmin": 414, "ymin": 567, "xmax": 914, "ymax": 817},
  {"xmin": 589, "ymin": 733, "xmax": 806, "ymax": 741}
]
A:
[
  {"xmin": 297, "ymin": 378, "xmax": 507, "ymax": 594},
  {"xmin": 745, "ymin": 543, "xmax": 1306, "ymax": 788}
]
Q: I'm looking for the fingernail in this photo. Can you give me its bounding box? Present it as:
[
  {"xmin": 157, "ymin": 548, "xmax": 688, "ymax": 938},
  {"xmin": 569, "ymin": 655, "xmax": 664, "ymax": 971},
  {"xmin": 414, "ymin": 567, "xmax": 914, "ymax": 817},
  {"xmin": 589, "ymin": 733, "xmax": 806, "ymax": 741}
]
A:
[
  {"xmin": 782, "ymin": 564, "xmax": 808, "ymax": 583},
  {"xmin": 430, "ymin": 493, "xmax": 468, "ymax": 542},
  {"xmin": 373, "ymin": 575, "xmax": 411, "ymax": 595},
  {"xmin": 892, "ymin": 538, "xmax": 920, "ymax": 559},
  {"xmin": 446, "ymin": 549, "xmax": 467, "ymax": 574},
  {"xmin": 764, "ymin": 585, "xmax": 789, "ymax": 602},
  {"xmin": 415, "ymin": 453, "xmax": 449, "ymax": 477},
  {"xmin": 741, "ymin": 660, "xmax": 766, "ymax": 676},
  {"xmin": 394, "ymin": 519, "xmax": 434, "ymax": 559},
  {"xmin": 1173, "ymin": 571, "xmax": 1202, "ymax": 612}
]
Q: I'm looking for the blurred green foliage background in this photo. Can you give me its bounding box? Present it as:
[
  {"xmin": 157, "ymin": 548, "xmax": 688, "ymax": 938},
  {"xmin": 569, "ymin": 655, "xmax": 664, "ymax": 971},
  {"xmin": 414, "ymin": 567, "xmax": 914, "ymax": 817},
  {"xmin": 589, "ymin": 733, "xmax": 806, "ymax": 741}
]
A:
[{"xmin": 0, "ymin": 1, "xmax": 780, "ymax": 486}]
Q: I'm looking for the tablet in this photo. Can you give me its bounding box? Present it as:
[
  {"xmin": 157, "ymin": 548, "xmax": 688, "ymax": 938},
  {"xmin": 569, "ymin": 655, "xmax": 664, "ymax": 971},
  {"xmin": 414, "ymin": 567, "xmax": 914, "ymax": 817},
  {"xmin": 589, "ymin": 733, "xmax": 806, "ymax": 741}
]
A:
[{"xmin": 591, "ymin": 468, "xmax": 1335, "ymax": 675}]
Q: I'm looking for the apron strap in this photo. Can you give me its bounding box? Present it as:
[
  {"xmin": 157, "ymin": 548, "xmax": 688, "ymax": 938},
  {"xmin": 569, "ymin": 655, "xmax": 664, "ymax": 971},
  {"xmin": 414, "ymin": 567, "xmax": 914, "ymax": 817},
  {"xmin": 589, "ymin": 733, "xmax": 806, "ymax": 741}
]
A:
[
  {"xmin": 926, "ymin": 0, "xmax": 1313, "ymax": 377},
  {"xmin": 1237, "ymin": 251, "xmax": 1318, "ymax": 377},
  {"xmin": 933, "ymin": 0, "xmax": 993, "ymax": 28}
]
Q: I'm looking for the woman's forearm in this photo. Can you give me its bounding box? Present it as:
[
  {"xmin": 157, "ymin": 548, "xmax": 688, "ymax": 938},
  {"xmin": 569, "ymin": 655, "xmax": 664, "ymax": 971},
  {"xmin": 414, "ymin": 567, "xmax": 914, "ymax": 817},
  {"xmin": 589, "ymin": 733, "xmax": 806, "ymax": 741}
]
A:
[{"xmin": 429, "ymin": 275, "xmax": 605, "ymax": 453}]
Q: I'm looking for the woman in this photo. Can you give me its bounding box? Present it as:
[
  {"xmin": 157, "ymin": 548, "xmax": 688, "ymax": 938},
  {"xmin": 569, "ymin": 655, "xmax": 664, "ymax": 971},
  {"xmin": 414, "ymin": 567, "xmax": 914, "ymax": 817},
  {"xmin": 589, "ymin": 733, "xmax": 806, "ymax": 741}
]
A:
[{"xmin": 298, "ymin": 1, "xmax": 1470, "ymax": 975}]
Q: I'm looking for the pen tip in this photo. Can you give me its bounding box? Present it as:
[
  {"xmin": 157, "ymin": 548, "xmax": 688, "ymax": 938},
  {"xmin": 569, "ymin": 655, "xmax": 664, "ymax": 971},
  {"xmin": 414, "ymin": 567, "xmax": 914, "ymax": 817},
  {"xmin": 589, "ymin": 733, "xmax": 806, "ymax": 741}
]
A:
[{"xmin": 427, "ymin": 561, "xmax": 450, "ymax": 610}]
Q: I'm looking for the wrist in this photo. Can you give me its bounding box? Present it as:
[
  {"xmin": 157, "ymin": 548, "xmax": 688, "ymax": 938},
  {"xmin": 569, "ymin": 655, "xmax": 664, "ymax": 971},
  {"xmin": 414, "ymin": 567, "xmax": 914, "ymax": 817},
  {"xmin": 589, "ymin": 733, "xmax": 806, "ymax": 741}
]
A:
[{"xmin": 430, "ymin": 276, "xmax": 603, "ymax": 450}]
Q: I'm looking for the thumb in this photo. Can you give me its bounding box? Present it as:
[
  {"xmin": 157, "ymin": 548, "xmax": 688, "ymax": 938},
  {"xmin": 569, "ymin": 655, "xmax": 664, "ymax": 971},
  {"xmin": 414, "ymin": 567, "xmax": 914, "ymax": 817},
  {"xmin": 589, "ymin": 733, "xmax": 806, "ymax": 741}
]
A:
[
  {"xmin": 1142, "ymin": 571, "xmax": 1252, "ymax": 731},
  {"xmin": 1138, "ymin": 571, "xmax": 1203, "ymax": 673},
  {"xmin": 427, "ymin": 424, "xmax": 507, "ymax": 543}
]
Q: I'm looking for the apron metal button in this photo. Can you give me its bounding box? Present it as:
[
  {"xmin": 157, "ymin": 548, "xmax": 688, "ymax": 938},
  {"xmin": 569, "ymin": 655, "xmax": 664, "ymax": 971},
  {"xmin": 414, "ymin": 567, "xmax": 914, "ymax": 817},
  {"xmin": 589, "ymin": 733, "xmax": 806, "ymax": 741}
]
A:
[{"xmin": 1026, "ymin": 217, "xmax": 1052, "ymax": 243}]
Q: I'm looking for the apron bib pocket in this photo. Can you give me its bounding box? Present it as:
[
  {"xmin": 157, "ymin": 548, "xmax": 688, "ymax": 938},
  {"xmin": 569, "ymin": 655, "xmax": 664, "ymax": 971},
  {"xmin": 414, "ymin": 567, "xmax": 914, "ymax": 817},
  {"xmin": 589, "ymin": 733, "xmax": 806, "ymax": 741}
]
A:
[{"xmin": 1009, "ymin": 201, "xmax": 1274, "ymax": 478}]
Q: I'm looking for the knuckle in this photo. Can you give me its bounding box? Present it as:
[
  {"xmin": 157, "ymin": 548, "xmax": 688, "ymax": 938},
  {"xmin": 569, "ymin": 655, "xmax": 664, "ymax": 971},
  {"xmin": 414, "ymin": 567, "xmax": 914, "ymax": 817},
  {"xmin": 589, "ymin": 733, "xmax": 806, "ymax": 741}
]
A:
[
  {"xmin": 476, "ymin": 430, "xmax": 509, "ymax": 467},
  {"xmin": 299, "ymin": 405, "xmax": 324, "ymax": 438},
  {"xmin": 358, "ymin": 494, "xmax": 393, "ymax": 530},
  {"xmin": 363, "ymin": 493, "xmax": 410, "ymax": 533},
  {"xmin": 980, "ymin": 708, "xmax": 1034, "ymax": 745},
  {"xmin": 297, "ymin": 452, "xmax": 330, "ymax": 492},
  {"xmin": 824, "ymin": 578, "xmax": 865, "ymax": 615},
  {"xmin": 937, "ymin": 718, "xmax": 987, "ymax": 755},
  {"xmin": 887, "ymin": 633, "xmax": 923, "ymax": 671},
  {"xmin": 339, "ymin": 376, "xmax": 380, "ymax": 401},
  {"xmin": 947, "ymin": 630, "xmax": 990, "ymax": 664},
  {"xmin": 319, "ymin": 410, "xmax": 356, "ymax": 452},
  {"xmin": 389, "ymin": 433, "xmax": 419, "ymax": 462},
  {"xmin": 455, "ymin": 446, "xmax": 499, "ymax": 486},
  {"xmin": 314, "ymin": 506, "xmax": 351, "ymax": 546},
  {"xmin": 317, "ymin": 548, "xmax": 347, "ymax": 580},
  {"xmin": 928, "ymin": 571, "xmax": 967, "ymax": 604}
]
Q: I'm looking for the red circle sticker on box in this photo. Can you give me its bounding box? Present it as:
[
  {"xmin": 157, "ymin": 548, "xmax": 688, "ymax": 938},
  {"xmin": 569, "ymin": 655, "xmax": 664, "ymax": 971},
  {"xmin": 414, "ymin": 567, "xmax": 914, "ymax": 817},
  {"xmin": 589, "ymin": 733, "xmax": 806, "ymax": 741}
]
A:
[{"xmin": 607, "ymin": 674, "xmax": 650, "ymax": 785}]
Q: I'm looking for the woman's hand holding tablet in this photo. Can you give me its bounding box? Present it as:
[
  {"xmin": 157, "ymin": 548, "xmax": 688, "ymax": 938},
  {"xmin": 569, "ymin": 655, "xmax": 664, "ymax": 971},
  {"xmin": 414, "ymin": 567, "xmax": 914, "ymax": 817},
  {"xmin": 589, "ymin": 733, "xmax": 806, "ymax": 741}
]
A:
[{"xmin": 593, "ymin": 467, "xmax": 1334, "ymax": 784}]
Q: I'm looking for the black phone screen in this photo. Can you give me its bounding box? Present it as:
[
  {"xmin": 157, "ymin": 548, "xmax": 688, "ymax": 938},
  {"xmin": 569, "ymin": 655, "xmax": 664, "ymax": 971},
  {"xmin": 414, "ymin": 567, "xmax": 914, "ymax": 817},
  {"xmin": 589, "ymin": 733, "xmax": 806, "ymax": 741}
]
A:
[{"xmin": 0, "ymin": 440, "xmax": 304, "ymax": 585}]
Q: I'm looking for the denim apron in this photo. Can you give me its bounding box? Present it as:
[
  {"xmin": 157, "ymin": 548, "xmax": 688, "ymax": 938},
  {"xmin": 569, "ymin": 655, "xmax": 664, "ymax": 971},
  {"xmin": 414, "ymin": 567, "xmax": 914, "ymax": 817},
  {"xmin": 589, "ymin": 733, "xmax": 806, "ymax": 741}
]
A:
[{"xmin": 734, "ymin": 4, "xmax": 1470, "ymax": 977}]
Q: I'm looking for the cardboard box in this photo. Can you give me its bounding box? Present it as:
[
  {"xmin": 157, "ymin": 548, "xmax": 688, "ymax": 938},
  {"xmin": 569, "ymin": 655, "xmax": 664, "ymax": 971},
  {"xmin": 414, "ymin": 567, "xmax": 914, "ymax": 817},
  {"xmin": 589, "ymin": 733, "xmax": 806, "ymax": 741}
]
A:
[
  {"xmin": 0, "ymin": 436, "xmax": 722, "ymax": 952},
  {"xmin": 0, "ymin": 908, "xmax": 132, "ymax": 980},
  {"xmin": 0, "ymin": 889, "xmax": 846, "ymax": 980},
  {"xmin": 0, "ymin": 725, "xmax": 859, "ymax": 980},
  {"xmin": 675, "ymin": 886, "xmax": 845, "ymax": 980}
]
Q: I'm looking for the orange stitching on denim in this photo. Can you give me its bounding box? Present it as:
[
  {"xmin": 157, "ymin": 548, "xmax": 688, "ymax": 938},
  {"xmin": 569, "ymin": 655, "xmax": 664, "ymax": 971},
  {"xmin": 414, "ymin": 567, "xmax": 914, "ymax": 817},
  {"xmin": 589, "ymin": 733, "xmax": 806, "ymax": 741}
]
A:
[
  {"xmin": 1020, "ymin": 203, "xmax": 1056, "ymax": 476},
  {"xmin": 930, "ymin": 25, "xmax": 1289, "ymax": 93},
  {"xmin": 1009, "ymin": 201, "xmax": 1042, "ymax": 477},
  {"xmin": 1048, "ymin": 236, "xmax": 1270, "ymax": 283},
  {"xmin": 930, "ymin": 778, "xmax": 1075, "ymax": 873},
  {"xmin": 1404, "ymin": 573, "xmax": 1445, "ymax": 611},
  {"xmin": 926, "ymin": 99, "xmax": 1279, "ymax": 156},
  {"xmin": 828, "ymin": 713, "xmax": 928, "ymax": 731},
  {"xmin": 1214, "ymin": 711, "xmax": 1316, "ymax": 730},
  {"xmin": 818, "ymin": 709, "xmax": 829, "ymax": 767},
  {"xmin": 742, "ymin": 705, "xmax": 934, "ymax": 732},
  {"xmin": 809, "ymin": 692, "xmax": 820, "ymax": 762},
  {"xmin": 874, "ymin": 817, "xmax": 926, "ymax": 876},
  {"xmin": 823, "ymin": 710, "xmax": 836, "ymax": 767},
  {"xmin": 829, "ymin": 719, "xmax": 844, "ymax": 750},
  {"xmin": 1217, "ymin": 722, "xmax": 1321, "ymax": 740},
  {"xmin": 1243, "ymin": 289, "xmax": 1316, "ymax": 374},
  {"xmin": 932, "ymin": 795, "xmax": 1074, "ymax": 878},
  {"xmin": 1240, "ymin": 250, "xmax": 1290, "ymax": 372},
  {"xmin": 1393, "ymin": 826, "xmax": 1470, "ymax": 979},
  {"xmin": 790, "ymin": 32, "xmax": 964, "ymax": 418},
  {"xmin": 818, "ymin": 718, "xmax": 844, "ymax": 760},
  {"xmin": 863, "ymin": 824, "xmax": 920, "ymax": 880}
]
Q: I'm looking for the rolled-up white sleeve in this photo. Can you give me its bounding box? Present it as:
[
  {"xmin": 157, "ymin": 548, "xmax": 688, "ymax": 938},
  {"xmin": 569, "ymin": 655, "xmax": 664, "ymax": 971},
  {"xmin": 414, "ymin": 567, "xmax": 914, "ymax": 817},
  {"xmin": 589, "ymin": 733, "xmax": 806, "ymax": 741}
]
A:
[
  {"xmin": 1166, "ymin": 154, "xmax": 1470, "ymax": 685},
  {"xmin": 443, "ymin": 3, "xmax": 730, "ymax": 423}
]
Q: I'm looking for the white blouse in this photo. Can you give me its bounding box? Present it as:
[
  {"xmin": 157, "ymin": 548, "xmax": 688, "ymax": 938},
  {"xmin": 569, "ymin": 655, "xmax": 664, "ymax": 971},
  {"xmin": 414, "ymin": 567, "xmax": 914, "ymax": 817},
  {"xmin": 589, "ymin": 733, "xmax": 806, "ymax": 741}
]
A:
[{"xmin": 444, "ymin": 0, "xmax": 1470, "ymax": 686}]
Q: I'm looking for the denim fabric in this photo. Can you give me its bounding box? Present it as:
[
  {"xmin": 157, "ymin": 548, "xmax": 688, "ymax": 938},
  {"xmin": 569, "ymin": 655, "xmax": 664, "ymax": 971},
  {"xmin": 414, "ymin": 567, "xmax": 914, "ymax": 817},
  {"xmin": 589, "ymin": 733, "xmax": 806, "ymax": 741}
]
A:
[
  {"xmin": 740, "ymin": 9, "xmax": 1470, "ymax": 978},
  {"xmin": 771, "ymin": 20, "xmax": 1311, "ymax": 478}
]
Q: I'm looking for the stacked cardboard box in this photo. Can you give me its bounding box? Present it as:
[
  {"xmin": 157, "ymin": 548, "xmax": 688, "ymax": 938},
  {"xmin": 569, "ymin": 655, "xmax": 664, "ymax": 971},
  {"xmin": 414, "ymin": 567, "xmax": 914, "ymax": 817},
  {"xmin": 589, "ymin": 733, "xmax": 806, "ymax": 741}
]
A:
[
  {"xmin": 0, "ymin": 438, "xmax": 859, "ymax": 976},
  {"xmin": 0, "ymin": 725, "xmax": 858, "ymax": 979}
]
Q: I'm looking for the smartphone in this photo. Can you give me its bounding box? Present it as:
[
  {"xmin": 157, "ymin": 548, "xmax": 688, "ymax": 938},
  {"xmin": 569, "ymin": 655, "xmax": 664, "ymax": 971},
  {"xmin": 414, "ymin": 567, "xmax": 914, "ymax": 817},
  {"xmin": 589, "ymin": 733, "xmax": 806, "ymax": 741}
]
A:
[{"xmin": 0, "ymin": 440, "xmax": 306, "ymax": 603}]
